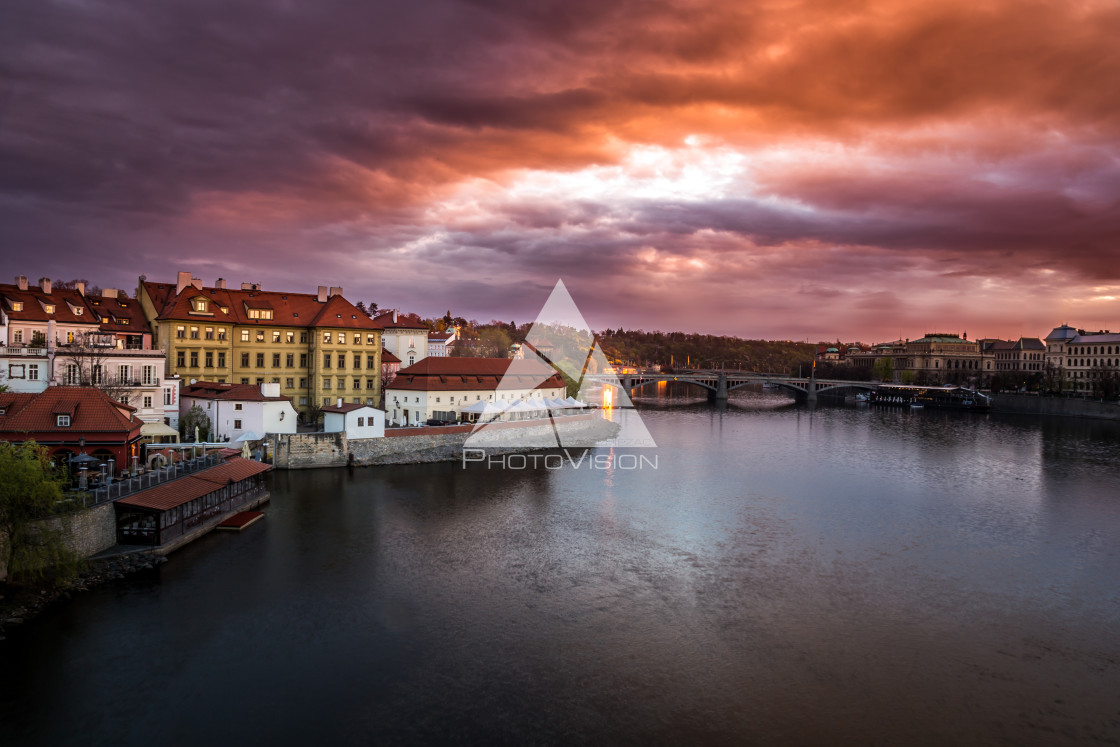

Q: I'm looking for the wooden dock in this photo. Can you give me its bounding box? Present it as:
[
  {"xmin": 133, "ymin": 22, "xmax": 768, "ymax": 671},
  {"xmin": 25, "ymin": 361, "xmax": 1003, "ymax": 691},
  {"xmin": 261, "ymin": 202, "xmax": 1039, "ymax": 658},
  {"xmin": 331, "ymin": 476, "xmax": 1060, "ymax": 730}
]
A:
[{"xmin": 216, "ymin": 511, "xmax": 265, "ymax": 532}]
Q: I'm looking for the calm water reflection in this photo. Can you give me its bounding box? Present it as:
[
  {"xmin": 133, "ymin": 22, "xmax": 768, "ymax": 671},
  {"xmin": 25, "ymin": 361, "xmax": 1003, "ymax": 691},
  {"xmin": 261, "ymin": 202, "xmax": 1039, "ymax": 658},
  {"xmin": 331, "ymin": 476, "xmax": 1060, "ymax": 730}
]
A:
[{"xmin": 2, "ymin": 404, "xmax": 1118, "ymax": 745}]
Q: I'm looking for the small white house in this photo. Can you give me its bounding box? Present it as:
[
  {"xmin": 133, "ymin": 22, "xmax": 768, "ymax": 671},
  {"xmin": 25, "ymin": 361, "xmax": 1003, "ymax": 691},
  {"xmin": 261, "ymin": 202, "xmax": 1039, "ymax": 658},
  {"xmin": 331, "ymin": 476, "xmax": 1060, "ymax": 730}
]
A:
[
  {"xmin": 322, "ymin": 401, "xmax": 385, "ymax": 438},
  {"xmin": 180, "ymin": 381, "xmax": 298, "ymax": 441}
]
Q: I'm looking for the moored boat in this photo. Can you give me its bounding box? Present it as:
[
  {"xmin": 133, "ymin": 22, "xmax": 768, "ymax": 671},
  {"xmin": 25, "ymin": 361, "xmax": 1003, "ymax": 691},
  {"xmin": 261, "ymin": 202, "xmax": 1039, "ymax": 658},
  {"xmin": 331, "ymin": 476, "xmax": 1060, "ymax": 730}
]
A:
[{"xmin": 870, "ymin": 384, "xmax": 990, "ymax": 411}]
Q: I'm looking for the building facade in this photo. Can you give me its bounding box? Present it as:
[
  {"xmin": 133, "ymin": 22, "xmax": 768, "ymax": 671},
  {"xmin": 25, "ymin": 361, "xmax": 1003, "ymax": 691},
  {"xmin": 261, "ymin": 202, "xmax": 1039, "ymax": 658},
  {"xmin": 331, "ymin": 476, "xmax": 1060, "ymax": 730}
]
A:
[
  {"xmin": 375, "ymin": 310, "xmax": 429, "ymax": 368},
  {"xmin": 179, "ymin": 381, "xmax": 298, "ymax": 441},
  {"xmin": 385, "ymin": 357, "xmax": 567, "ymax": 426},
  {"xmin": 139, "ymin": 272, "xmax": 382, "ymax": 421}
]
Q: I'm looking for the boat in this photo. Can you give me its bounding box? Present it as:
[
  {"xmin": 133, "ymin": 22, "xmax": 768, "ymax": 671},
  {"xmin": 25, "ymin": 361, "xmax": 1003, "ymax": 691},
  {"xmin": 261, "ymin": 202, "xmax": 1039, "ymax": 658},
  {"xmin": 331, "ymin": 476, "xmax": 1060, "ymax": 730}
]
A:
[
  {"xmin": 910, "ymin": 403, "xmax": 924, "ymax": 409},
  {"xmin": 854, "ymin": 392, "xmax": 871, "ymax": 403},
  {"xmin": 870, "ymin": 384, "xmax": 990, "ymax": 411}
]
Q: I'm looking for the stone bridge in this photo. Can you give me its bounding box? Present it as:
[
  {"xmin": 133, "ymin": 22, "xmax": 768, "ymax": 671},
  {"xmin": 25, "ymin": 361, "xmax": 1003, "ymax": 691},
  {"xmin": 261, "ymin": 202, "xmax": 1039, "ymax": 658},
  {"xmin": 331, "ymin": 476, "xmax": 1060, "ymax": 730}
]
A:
[{"xmin": 593, "ymin": 372, "xmax": 876, "ymax": 403}]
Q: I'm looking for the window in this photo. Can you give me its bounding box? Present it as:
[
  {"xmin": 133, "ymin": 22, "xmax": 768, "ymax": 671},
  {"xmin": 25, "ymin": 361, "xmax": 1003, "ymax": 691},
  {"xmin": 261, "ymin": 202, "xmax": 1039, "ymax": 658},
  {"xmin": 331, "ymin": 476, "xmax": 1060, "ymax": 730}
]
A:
[
  {"xmin": 205, "ymin": 327, "xmax": 214, "ymax": 340},
  {"xmin": 11, "ymin": 302, "xmax": 22, "ymax": 312},
  {"xmin": 323, "ymin": 331, "xmax": 332, "ymax": 344},
  {"xmin": 256, "ymin": 330, "xmax": 264, "ymax": 342},
  {"xmin": 164, "ymin": 388, "xmax": 174, "ymax": 405},
  {"xmin": 286, "ymin": 331, "xmax": 295, "ymax": 344},
  {"xmin": 323, "ymin": 378, "xmax": 331, "ymax": 390},
  {"xmin": 256, "ymin": 353, "xmax": 265, "ymax": 367},
  {"xmin": 204, "ymin": 352, "xmax": 213, "ymax": 367},
  {"xmin": 234, "ymin": 419, "xmax": 242, "ymax": 430},
  {"xmin": 177, "ymin": 351, "xmax": 185, "ymax": 368},
  {"xmin": 218, "ymin": 328, "xmax": 227, "ymax": 341},
  {"xmin": 286, "ymin": 354, "xmax": 294, "ymax": 368},
  {"xmin": 285, "ymin": 378, "xmax": 294, "ymax": 388},
  {"xmin": 190, "ymin": 352, "xmax": 199, "ymax": 368},
  {"xmin": 119, "ymin": 364, "xmax": 131, "ymax": 383},
  {"xmin": 241, "ymin": 352, "xmax": 250, "ymax": 367},
  {"xmin": 13, "ymin": 329, "xmax": 22, "ymax": 343},
  {"xmin": 300, "ymin": 332, "xmax": 308, "ymax": 343},
  {"xmin": 358, "ymin": 417, "xmax": 365, "ymax": 427},
  {"xmin": 241, "ymin": 330, "xmax": 250, "ymax": 342},
  {"xmin": 270, "ymin": 330, "xmax": 279, "ymax": 343},
  {"xmin": 324, "ymin": 354, "xmax": 331, "ymax": 368},
  {"xmin": 234, "ymin": 403, "xmax": 243, "ymax": 411},
  {"xmin": 44, "ymin": 304, "xmax": 55, "ymax": 314},
  {"xmin": 337, "ymin": 354, "xmax": 345, "ymax": 369},
  {"xmin": 256, "ymin": 377, "xmax": 264, "ymax": 386},
  {"xmin": 300, "ymin": 397, "xmax": 307, "ymax": 406},
  {"xmin": 241, "ymin": 378, "xmax": 250, "ymax": 385},
  {"xmin": 367, "ymin": 334, "xmax": 376, "ymax": 345},
  {"xmin": 143, "ymin": 395, "xmax": 153, "ymax": 408},
  {"xmin": 367, "ymin": 355, "xmax": 375, "ymax": 369},
  {"xmin": 273, "ymin": 353, "xmax": 280, "ymax": 367},
  {"xmin": 354, "ymin": 355, "xmax": 361, "ymax": 369},
  {"xmin": 409, "ymin": 355, "xmax": 415, "ymax": 365},
  {"xmin": 323, "ymin": 397, "xmax": 331, "ymax": 406},
  {"xmin": 28, "ymin": 363, "xmax": 39, "ymax": 380},
  {"xmin": 337, "ymin": 377, "xmax": 346, "ymax": 390},
  {"xmin": 366, "ymin": 378, "xmax": 374, "ymax": 390},
  {"xmin": 217, "ymin": 352, "xmax": 226, "ymax": 368},
  {"xmin": 299, "ymin": 377, "xmax": 307, "ymax": 388},
  {"xmin": 56, "ymin": 415, "xmax": 70, "ymax": 427},
  {"xmin": 66, "ymin": 331, "xmax": 74, "ymax": 344},
  {"xmin": 245, "ymin": 308, "xmax": 273, "ymax": 320},
  {"xmin": 190, "ymin": 326, "xmax": 199, "ymax": 339},
  {"xmin": 353, "ymin": 378, "xmax": 360, "ymax": 390},
  {"xmin": 177, "ymin": 325, "xmax": 186, "ymax": 339},
  {"xmin": 300, "ymin": 353, "xmax": 307, "ymax": 367},
  {"xmin": 193, "ymin": 298, "xmax": 208, "ymax": 313},
  {"xmin": 354, "ymin": 334, "xmax": 361, "ymax": 345},
  {"xmin": 73, "ymin": 307, "xmax": 83, "ymax": 316}
]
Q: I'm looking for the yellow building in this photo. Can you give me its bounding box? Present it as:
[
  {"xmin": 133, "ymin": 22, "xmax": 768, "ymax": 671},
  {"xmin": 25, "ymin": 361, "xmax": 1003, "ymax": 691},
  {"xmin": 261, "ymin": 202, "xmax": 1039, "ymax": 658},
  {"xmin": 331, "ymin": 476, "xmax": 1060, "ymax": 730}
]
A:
[{"xmin": 139, "ymin": 273, "xmax": 382, "ymax": 421}]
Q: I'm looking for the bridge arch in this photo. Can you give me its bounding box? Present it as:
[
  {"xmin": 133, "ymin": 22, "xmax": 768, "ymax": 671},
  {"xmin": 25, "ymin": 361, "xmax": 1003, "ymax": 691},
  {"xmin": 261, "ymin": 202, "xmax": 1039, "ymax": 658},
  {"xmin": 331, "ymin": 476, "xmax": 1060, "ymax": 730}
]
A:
[
  {"xmin": 625, "ymin": 377, "xmax": 717, "ymax": 395},
  {"xmin": 727, "ymin": 380, "xmax": 805, "ymax": 395}
]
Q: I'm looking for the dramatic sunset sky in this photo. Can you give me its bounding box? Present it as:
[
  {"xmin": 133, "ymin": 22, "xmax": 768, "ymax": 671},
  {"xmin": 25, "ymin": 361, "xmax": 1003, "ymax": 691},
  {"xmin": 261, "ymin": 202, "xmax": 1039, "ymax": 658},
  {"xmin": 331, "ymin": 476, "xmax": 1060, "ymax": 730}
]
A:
[{"xmin": 3, "ymin": 0, "xmax": 1118, "ymax": 341}]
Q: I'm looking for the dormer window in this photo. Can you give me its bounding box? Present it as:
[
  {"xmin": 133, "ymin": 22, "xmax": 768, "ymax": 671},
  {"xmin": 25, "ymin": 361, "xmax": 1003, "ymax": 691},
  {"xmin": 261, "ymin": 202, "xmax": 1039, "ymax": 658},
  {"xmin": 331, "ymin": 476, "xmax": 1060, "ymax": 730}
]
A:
[
  {"xmin": 43, "ymin": 304, "xmax": 55, "ymax": 314},
  {"xmin": 11, "ymin": 301, "xmax": 23, "ymax": 311},
  {"xmin": 57, "ymin": 414, "xmax": 70, "ymax": 427},
  {"xmin": 193, "ymin": 298, "xmax": 208, "ymax": 312},
  {"xmin": 245, "ymin": 308, "xmax": 273, "ymax": 320}
]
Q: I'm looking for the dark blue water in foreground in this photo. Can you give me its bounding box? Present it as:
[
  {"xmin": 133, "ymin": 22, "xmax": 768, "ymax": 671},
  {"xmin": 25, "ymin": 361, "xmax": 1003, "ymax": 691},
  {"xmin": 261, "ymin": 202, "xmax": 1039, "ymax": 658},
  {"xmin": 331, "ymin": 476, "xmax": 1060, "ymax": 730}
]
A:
[{"xmin": 2, "ymin": 401, "xmax": 1119, "ymax": 745}]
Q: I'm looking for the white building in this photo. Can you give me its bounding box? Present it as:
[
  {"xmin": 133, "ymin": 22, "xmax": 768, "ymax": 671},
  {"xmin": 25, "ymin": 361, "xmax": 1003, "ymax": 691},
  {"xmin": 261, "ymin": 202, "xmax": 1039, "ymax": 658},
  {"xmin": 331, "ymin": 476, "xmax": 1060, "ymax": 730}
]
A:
[
  {"xmin": 385, "ymin": 357, "xmax": 567, "ymax": 426},
  {"xmin": 427, "ymin": 328, "xmax": 458, "ymax": 357},
  {"xmin": 1045, "ymin": 325, "xmax": 1120, "ymax": 393},
  {"xmin": 180, "ymin": 381, "xmax": 297, "ymax": 441},
  {"xmin": 322, "ymin": 401, "xmax": 385, "ymax": 438},
  {"xmin": 375, "ymin": 310, "xmax": 429, "ymax": 368}
]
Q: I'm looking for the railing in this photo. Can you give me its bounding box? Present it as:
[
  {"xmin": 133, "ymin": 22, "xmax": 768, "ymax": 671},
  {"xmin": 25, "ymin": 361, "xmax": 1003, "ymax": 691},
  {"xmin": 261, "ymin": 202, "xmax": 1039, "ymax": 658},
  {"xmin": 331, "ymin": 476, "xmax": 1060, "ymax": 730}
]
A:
[
  {"xmin": 79, "ymin": 453, "xmax": 224, "ymax": 506},
  {"xmin": 2, "ymin": 346, "xmax": 47, "ymax": 356}
]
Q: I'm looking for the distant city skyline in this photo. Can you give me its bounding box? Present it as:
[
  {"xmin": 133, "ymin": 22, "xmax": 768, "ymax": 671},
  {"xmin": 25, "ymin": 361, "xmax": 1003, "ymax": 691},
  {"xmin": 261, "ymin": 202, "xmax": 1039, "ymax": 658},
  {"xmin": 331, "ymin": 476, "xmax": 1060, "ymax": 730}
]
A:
[{"xmin": 3, "ymin": 0, "xmax": 1118, "ymax": 341}]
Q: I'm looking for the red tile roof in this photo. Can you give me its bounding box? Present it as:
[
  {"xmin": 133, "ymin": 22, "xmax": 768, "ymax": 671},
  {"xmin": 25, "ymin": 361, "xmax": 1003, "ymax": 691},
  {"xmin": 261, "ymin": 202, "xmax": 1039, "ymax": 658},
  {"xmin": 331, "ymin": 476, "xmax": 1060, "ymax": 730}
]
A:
[
  {"xmin": 142, "ymin": 281, "xmax": 381, "ymax": 330},
  {"xmin": 0, "ymin": 387, "xmax": 139, "ymax": 434},
  {"xmin": 88, "ymin": 292, "xmax": 150, "ymax": 334},
  {"xmin": 0, "ymin": 392, "xmax": 36, "ymax": 418},
  {"xmin": 372, "ymin": 310, "xmax": 428, "ymax": 330},
  {"xmin": 116, "ymin": 457, "xmax": 272, "ymax": 511},
  {"xmin": 181, "ymin": 381, "xmax": 292, "ymax": 403},
  {"xmin": 387, "ymin": 357, "xmax": 566, "ymax": 392},
  {"xmin": 0, "ymin": 284, "xmax": 101, "ymax": 327},
  {"xmin": 381, "ymin": 348, "xmax": 401, "ymax": 364}
]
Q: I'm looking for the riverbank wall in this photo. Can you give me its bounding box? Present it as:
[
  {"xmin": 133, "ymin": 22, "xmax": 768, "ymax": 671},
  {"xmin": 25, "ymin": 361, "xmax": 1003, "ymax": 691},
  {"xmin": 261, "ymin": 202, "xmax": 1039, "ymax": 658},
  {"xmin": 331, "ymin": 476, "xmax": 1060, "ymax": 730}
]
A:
[
  {"xmin": 272, "ymin": 414, "xmax": 616, "ymax": 469},
  {"xmin": 0, "ymin": 503, "xmax": 117, "ymax": 583},
  {"xmin": 991, "ymin": 394, "xmax": 1120, "ymax": 421}
]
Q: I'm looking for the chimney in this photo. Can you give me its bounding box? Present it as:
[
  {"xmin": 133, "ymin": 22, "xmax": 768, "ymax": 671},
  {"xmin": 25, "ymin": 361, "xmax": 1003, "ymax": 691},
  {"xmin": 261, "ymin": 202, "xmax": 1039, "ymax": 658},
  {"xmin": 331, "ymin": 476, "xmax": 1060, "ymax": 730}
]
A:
[
  {"xmin": 191, "ymin": 276, "xmax": 202, "ymax": 290},
  {"xmin": 75, "ymin": 281, "xmax": 86, "ymax": 296},
  {"xmin": 336, "ymin": 398, "xmax": 342, "ymax": 408},
  {"xmin": 102, "ymin": 288, "xmax": 119, "ymax": 299},
  {"xmin": 15, "ymin": 275, "xmax": 27, "ymax": 290},
  {"xmin": 317, "ymin": 286, "xmax": 328, "ymax": 303},
  {"xmin": 215, "ymin": 278, "xmax": 226, "ymax": 289},
  {"xmin": 329, "ymin": 286, "xmax": 343, "ymax": 298},
  {"xmin": 176, "ymin": 271, "xmax": 192, "ymax": 294},
  {"xmin": 392, "ymin": 310, "xmax": 398, "ymax": 323},
  {"xmin": 240, "ymin": 282, "xmax": 261, "ymax": 291},
  {"xmin": 39, "ymin": 277, "xmax": 52, "ymax": 295},
  {"xmin": 261, "ymin": 382, "xmax": 280, "ymax": 398}
]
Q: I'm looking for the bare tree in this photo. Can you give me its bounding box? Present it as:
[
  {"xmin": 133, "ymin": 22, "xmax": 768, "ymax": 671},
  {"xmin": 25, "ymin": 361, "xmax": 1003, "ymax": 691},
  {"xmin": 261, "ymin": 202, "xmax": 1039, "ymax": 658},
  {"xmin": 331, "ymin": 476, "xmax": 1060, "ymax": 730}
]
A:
[{"xmin": 56, "ymin": 332, "xmax": 135, "ymax": 404}]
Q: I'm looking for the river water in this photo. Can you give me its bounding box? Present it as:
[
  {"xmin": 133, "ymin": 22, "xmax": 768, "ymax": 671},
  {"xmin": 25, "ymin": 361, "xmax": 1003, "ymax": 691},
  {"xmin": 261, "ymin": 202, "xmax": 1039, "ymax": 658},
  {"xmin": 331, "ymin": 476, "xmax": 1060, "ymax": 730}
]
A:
[{"xmin": 2, "ymin": 398, "xmax": 1119, "ymax": 745}]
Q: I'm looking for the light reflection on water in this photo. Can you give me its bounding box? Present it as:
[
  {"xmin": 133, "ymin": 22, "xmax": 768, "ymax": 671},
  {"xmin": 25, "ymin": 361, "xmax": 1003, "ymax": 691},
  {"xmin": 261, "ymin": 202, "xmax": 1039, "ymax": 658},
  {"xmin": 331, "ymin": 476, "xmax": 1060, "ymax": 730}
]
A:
[{"xmin": 1, "ymin": 404, "xmax": 1118, "ymax": 745}]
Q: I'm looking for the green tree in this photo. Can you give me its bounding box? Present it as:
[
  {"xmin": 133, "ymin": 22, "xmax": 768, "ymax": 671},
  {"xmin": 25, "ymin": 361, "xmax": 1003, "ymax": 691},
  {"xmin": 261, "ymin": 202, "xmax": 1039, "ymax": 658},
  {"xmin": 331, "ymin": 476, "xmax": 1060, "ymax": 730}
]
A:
[
  {"xmin": 0, "ymin": 441, "xmax": 83, "ymax": 584},
  {"xmin": 899, "ymin": 370, "xmax": 916, "ymax": 384},
  {"xmin": 872, "ymin": 357, "xmax": 894, "ymax": 382},
  {"xmin": 180, "ymin": 405, "xmax": 211, "ymax": 441}
]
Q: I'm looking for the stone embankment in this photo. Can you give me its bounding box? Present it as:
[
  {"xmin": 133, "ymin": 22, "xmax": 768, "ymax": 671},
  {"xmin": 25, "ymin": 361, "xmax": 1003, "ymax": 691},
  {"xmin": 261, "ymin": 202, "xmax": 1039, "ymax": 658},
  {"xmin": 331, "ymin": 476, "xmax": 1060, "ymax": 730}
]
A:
[
  {"xmin": 273, "ymin": 415, "xmax": 617, "ymax": 469},
  {"xmin": 1, "ymin": 553, "xmax": 166, "ymax": 640},
  {"xmin": 991, "ymin": 394, "xmax": 1120, "ymax": 421}
]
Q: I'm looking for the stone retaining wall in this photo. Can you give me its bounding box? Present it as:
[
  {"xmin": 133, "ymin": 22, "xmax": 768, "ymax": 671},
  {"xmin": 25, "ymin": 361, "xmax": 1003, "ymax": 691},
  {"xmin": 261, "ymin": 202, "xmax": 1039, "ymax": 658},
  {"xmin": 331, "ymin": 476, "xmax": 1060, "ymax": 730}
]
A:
[
  {"xmin": 1, "ymin": 503, "xmax": 117, "ymax": 582},
  {"xmin": 992, "ymin": 394, "xmax": 1120, "ymax": 421},
  {"xmin": 272, "ymin": 415, "xmax": 615, "ymax": 469}
]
